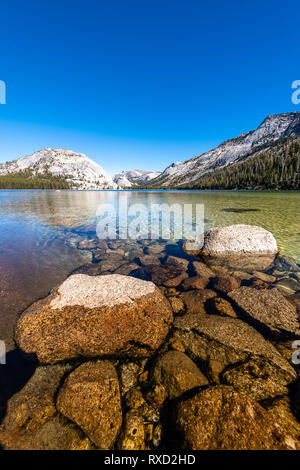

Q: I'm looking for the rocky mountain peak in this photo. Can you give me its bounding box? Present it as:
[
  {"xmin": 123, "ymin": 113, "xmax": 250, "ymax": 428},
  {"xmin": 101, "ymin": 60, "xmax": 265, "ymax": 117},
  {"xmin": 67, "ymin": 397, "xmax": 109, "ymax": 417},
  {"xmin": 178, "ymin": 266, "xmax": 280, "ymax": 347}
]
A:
[
  {"xmin": 148, "ymin": 111, "xmax": 300, "ymax": 187},
  {"xmin": 0, "ymin": 148, "xmax": 118, "ymax": 190}
]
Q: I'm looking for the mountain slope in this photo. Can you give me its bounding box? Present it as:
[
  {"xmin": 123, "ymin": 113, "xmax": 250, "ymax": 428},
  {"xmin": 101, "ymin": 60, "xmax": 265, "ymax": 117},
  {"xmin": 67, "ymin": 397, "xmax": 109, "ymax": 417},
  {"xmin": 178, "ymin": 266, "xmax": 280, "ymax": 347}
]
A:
[
  {"xmin": 182, "ymin": 136, "xmax": 300, "ymax": 189},
  {"xmin": 0, "ymin": 148, "xmax": 118, "ymax": 190},
  {"xmin": 147, "ymin": 112, "xmax": 300, "ymax": 188},
  {"xmin": 113, "ymin": 169, "xmax": 161, "ymax": 187}
]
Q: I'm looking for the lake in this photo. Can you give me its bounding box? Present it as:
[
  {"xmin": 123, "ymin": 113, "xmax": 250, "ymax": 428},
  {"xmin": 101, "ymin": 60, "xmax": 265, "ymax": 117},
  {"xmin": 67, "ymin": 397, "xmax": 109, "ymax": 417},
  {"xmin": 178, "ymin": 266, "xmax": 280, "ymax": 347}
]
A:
[{"xmin": 0, "ymin": 189, "xmax": 299, "ymax": 352}]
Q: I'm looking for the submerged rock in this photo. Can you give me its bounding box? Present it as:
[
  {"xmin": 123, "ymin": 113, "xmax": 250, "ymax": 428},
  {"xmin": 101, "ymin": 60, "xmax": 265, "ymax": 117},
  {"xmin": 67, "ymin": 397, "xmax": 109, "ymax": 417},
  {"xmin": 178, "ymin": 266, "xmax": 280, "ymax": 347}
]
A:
[
  {"xmin": 26, "ymin": 416, "xmax": 92, "ymax": 450},
  {"xmin": 57, "ymin": 360, "xmax": 122, "ymax": 449},
  {"xmin": 209, "ymin": 297, "xmax": 238, "ymax": 318},
  {"xmin": 138, "ymin": 255, "xmax": 162, "ymax": 266},
  {"xmin": 181, "ymin": 289, "xmax": 217, "ymax": 315},
  {"xmin": 252, "ymin": 271, "xmax": 276, "ymax": 283},
  {"xmin": 211, "ymin": 275, "xmax": 241, "ymax": 293},
  {"xmin": 163, "ymin": 255, "xmax": 189, "ymax": 271},
  {"xmin": 15, "ymin": 274, "xmax": 173, "ymax": 364},
  {"xmin": 274, "ymin": 278, "xmax": 299, "ymax": 296},
  {"xmin": 180, "ymin": 275, "xmax": 210, "ymax": 290},
  {"xmin": 191, "ymin": 261, "xmax": 214, "ymax": 278},
  {"xmin": 228, "ymin": 287, "xmax": 300, "ymax": 338},
  {"xmin": 221, "ymin": 359, "xmax": 293, "ymax": 400},
  {"xmin": 152, "ymin": 351, "xmax": 208, "ymax": 399},
  {"xmin": 130, "ymin": 265, "xmax": 183, "ymax": 285},
  {"xmin": 175, "ymin": 385, "xmax": 299, "ymax": 450},
  {"xmin": 266, "ymin": 396, "xmax": 300, "ymax": 443},
  {"xmin": 0, "ymin": 363, "xmax": 86, "ymax": 450},
  {"xmin": 201, "ymin": 253, "xmax": 276, "ymax": 273},
  {"xmin": 163, "ymin": 272, "xmax": 188, "ymax": 288},
  {"xmin": 174, "ymin": 314, "xmax": 296, "ymax": 389}
]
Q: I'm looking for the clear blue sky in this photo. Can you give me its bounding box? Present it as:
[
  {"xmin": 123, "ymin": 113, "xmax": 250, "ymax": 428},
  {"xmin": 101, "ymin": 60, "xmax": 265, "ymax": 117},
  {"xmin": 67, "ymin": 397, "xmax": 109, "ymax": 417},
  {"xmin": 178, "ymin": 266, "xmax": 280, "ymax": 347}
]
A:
[{"xmin": 0, "ymin": 0, "xmax": 300, "ymax": 175}]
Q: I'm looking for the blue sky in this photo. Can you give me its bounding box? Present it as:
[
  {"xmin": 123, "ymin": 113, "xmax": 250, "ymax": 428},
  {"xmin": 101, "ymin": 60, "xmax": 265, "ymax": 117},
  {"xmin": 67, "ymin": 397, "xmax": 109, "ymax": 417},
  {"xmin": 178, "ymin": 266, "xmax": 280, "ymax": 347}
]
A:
[{"xmin": 0, "ymin": 0, "xmax": 300, "ymax": 175}]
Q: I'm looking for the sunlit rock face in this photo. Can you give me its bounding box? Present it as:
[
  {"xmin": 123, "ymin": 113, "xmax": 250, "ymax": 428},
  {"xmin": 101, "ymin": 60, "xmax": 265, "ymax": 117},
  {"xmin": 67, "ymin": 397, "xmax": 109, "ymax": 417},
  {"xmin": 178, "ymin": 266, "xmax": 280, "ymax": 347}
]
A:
[
  {"xmin": 0, "ymin": 147, "xmax": 118, "ymax": 189},
  {"xmin": 113, "ymin": 169, "xmax": 161, "ymax": 187},
  {"xmin": 184, "ymin": 224, "xmax": 278, "ymax": 272},
  {"xmin": 151, "ymin": 112, "xmax": 300, "ymax": 187},
  {"xmin": 15, "ymin": 273, "xmax": 173, "ymax": 364}
]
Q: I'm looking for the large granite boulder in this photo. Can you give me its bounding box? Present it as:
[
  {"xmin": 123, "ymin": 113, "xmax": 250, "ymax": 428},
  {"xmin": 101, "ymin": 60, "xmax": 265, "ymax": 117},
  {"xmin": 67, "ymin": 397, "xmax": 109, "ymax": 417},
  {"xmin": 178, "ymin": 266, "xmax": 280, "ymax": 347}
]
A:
[
  {"xmin": 151, "ymin": 351, "xmax": 208, "ymax": 399},
  {"xmin": 175, "ymin": 385, "xmax": 299, "ymax": 450},
  {"xmin": 185, "ymin": 224, "xmax": 278, "ymax": 256},
  {"xmin": 56, "ymin": 360, "xmax": 122, "ymax": 449},
  {"xmin": 174, "ymin": 314, "xmax": 296, "ymax": 399},
  {"xmin": 15, "ymin": 274, "xmax": 173, "ymax": 364},
  {"xmin": 228, "ymin": 287, "xmax": 300, "ymax": 338}
]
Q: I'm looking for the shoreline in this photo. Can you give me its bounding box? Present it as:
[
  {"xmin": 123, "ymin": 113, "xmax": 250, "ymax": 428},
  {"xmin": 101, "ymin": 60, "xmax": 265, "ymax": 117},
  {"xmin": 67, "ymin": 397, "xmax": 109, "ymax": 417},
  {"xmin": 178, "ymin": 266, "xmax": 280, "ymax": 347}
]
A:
[{"xmin": 0, "ymin": 188, "xmax": 300, "ymax": 192}]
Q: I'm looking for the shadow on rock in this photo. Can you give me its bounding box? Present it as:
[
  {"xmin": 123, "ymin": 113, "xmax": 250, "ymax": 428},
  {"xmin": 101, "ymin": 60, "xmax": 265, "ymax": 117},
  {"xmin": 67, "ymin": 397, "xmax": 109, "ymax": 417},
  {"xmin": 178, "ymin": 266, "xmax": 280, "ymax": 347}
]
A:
[{"xmin": 0, "ymin": 348, "xmax": 36, "ymax": 427}]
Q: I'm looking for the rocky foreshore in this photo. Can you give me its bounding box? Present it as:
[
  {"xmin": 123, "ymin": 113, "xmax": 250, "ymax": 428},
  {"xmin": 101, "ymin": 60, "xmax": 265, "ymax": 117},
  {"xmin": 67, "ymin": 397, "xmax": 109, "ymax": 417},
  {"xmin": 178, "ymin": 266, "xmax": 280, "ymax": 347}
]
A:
[{"xmin": 1, "ymin": 224, "xmax": 300, "ymax": 450}]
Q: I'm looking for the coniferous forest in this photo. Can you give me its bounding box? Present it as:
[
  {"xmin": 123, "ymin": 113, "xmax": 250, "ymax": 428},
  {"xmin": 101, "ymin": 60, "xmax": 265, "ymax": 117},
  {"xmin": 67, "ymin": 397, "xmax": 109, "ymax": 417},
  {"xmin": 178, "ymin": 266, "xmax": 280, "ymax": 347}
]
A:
[
  {"xmin": 181, "ymin": 138, "xmax": 300, "ymax": 190},
  {"xmin": 0, "ymin": 170, "xmax": 72, "ymax": 189}
]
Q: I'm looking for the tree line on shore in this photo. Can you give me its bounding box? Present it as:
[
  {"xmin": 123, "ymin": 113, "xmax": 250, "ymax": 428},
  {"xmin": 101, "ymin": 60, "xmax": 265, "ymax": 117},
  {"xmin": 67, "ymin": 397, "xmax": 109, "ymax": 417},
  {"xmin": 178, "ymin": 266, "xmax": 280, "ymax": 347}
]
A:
[
  {"xmin": 1, "ymin": 137, "xmax": 300, "ymax": 190},
  {"xmin": 0, "ymin": 170, "xmax": 72, "ymax": 189},
  {"xmin": 181, "ymin": 138, "xmax": 300, "ymax": 190}
]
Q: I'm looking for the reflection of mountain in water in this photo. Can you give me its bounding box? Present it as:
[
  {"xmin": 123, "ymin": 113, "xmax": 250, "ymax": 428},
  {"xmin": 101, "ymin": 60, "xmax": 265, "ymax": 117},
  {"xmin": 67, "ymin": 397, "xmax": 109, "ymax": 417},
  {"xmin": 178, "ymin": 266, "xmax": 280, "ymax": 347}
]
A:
[
  {"xmin": 0, "ymin": 191, "xmax": 119, "ymax": 230},
  {"xmin": 0, "ymin": 190, "xmax": 299, "ymax": 260}
]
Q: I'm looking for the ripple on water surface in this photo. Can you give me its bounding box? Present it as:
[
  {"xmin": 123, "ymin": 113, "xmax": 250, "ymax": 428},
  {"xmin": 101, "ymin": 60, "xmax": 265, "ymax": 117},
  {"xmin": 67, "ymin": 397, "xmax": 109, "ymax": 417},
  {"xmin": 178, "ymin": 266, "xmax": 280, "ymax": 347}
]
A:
[{"xmin": 0, "ymin": 189, "xmax": 299, "ymax": 351}]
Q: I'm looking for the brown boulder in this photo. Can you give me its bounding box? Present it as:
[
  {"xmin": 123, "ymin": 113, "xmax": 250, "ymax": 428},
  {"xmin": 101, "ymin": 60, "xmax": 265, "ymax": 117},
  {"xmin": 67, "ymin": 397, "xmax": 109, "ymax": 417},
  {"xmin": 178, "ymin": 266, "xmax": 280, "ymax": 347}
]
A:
[
  {"xmin": 138, "ymin": 255, "xmax": 161, "ymax": 266},
  {"xmin": 191, "ymin": 261, "xmax": 214, "ymax": 278},
  {"xmin": 212, "ymin": 275, "xmax": 241, "ymax": 294},
  {"xmin": 181, "ymin": 275, "xmax": 210, "ymax": 291},
  {"xmin": 130, "ymin": 265, "xmax": 183, "ymax": 285},
  {"xmin": 0, "ymin": 363, "xmax": 91, "ymax": 450},
  {"xmin": 164, "ymin": 255, "xmax": 189, "ymax": 271},
  {"xmin": 221, "ymin": 359, "xmax": 294, "ymax": 400},
  {"xmin": 27, "ymin": 416, "xmax": 92, "ymax": 450},
  {"xmin": 114, "ymin": 262, "xmax": 140, "ymax": 275},
  {"xmin": 57, "ymin": 360, "xmax": 122, "ymax": 449},
  {"xmin": 228, "ymin": 287, "xmax": 300, "ymax": 338},
  {"xmin": 175, "ymin": 385, "xmax": 299, "ymax": 450},
  {"xmin": 15, "ymin": 274, "xmax": 173, "ymax": 364},
  {"xmin": 250, "ymin": 278, "xmax": 270, "ymax": 290},
  {"xmin": 152, "ymin": 351, "xmax": 208, "ymax": 399},
  {"xmin": 181, "ymin": 289, "xmax": 217, "ymax": 315},
  {"xmin": 209, "ymin": 297, "xmax": 238, "ymax": 318},
  {"xmin": 174, "ymin": 314, "xmax": 296, "ymax": 390},
  {"xmin": 163, "ymin": 272, "xmax": 188, "ymax": 288}
]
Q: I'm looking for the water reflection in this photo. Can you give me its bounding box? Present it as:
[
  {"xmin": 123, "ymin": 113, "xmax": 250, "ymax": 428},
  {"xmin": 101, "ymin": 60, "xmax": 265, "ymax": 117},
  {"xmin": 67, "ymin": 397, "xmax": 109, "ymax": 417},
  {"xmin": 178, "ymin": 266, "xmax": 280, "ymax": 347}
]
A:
[{"xmin": 0, "ymin": 190, "xmax": 299, "ymax": 259}]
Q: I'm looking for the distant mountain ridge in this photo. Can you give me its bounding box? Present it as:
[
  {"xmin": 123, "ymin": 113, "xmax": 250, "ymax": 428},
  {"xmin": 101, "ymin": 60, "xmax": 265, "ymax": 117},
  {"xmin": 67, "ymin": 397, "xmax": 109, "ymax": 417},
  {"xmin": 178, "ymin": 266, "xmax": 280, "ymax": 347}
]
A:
[
  {"xmin": 147, "ymin": 112, "xmax": 300, "ymax": 188},
  {"xmin": 1, "ymin": 112, "xmax": 299, "ymax": 191},
  {"xmin": 0, "ymin": 148, "xmax": 118, "ymax": 189},
  {"xmin": 113, "ymin": 169, "xmax": 161, "ymax": 187}
]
